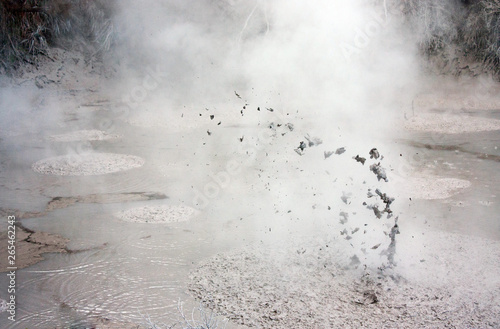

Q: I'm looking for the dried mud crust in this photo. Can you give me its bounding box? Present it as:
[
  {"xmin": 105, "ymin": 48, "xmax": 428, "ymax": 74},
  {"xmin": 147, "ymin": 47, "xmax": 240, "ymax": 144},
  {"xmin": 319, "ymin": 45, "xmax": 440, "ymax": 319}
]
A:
[
  {"xmin": 0, "ymin": 208, "xmax": 46, "ymax": 220},
  {"xmin": 0, "ymin": 223, "xmax": 110, "ymax": 272},
  {"xmin": 0, "ymin": 192, "xmax": 167, "ymax": 219},
  {"xmin": 0, "ymin": 224, "xmax": 69, "ymax": 272},
  {"xmin": 32, "ymin": 153, "xmax": 145, "ymax": 176},
  {"xmin": 116, "ymin": 205, "xmax": 199, "ymax": 224},
  {"xmin": 45, "ymin": 192, "xmax": 167, "ymax": 211},
  {"xmin": 189, "ymin": 242, "xmax": 500, "ymax": 329}
]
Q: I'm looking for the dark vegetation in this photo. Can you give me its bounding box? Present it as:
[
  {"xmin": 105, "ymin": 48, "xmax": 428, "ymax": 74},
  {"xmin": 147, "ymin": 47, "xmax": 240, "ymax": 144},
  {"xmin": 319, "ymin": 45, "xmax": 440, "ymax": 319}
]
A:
[
  {"xmin": 397, "ymin": 0, "xmax": 500, "ymax": 76},
  {"xmin": 0, "ymin": 0, "xmax": 499, "ymax": 77},
  {"xmin": 0, "ymin": 0, "xmax": 114, "ymax": 73}
]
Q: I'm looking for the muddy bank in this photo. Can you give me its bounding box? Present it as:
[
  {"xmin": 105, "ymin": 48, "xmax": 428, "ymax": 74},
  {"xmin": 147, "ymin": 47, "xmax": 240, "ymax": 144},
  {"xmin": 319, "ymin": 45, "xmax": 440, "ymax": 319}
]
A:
[
  {"xmin": 0, "ymin": 224, "xmax": 69, "ymax": 272},
  {"xmin": 405, "ymin": 141, "xmax": 500, "ymax": 163},
  {"xmin": 404, "ymin": 113, "xmax": 500, "ymax": 134},
  {"xmin": 412, "ymin": 90, "xmax": 500, "ymax": 112},
  {"xmin": 0, "ymin": 191, "xmax": 167, "ymax": 271},
  {"xmin": 399, "ymin": 176, "xmax": 471, "ymax": 200},
  {"xmin": 402, "ymin": 87, "xmax": 500, "ymax": 135},
  {"xmin": 0, "ymin": 208, "xmax": 46, "ymax": 220}
]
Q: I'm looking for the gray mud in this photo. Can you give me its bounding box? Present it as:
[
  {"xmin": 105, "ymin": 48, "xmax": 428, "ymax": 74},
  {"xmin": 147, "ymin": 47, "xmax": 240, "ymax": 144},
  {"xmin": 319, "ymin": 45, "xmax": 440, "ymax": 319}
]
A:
[{"xmin": 189, "ymin": 234, "xmax": 500, "ymax": 328}]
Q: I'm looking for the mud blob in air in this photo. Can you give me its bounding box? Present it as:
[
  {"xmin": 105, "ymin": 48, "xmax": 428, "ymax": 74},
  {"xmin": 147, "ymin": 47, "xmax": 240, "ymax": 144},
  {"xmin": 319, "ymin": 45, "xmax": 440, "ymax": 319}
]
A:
[
  {"xmin": 117, "ymin": 205, "xmax": 199, "ymax": 224},
  {"xmin": 32, "ymin": 153, "xmax": 145, "ymax": 176}
]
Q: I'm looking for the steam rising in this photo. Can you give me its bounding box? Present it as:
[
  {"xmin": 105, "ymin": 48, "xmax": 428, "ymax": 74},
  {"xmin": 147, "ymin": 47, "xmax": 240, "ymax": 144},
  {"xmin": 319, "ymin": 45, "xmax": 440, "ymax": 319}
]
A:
[
  {"xmin": 35, "ymin": 0, "xmax": 417, "ymax": 275},
  {"xmin": 4, "ymin": 1, "xmax": 499, "ymax": 327},
  {"xmin": 0, "ymin": 0, "xmax": 459, "ymax": 280},
  {"xmin": 111, "ymin": 0, "xmax": 418, "ymax": 128}
]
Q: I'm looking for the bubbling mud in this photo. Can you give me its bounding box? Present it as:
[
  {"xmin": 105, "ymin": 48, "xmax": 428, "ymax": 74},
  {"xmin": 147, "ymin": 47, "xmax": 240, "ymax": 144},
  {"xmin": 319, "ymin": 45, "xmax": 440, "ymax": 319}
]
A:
[
  {"xmin": 189, "ymin": 232, "xmax": 500, "ymax": 329},
  {"xmin": 32, "ymin": 153, "xmax": 145, "ymax": 176}
]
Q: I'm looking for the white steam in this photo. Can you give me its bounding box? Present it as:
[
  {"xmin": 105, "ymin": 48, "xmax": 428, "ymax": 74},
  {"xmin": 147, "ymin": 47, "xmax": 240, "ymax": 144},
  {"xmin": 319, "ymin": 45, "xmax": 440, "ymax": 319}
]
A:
[{"xmin": 103, "ymin": 0, "xmax": 423, "ymax": 268}]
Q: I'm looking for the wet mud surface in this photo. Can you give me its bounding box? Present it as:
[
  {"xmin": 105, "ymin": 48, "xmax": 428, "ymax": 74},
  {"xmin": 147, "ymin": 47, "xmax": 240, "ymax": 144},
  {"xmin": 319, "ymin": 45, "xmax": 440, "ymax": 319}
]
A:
[{"xmin": 0, "ymin": 52, "xmax": 499, "ymax": 328}]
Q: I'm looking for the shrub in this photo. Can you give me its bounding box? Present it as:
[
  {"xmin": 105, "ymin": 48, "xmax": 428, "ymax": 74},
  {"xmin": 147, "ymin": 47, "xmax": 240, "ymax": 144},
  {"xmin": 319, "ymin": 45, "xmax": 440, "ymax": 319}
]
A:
[
  {"xmin": 390, "ymin": 0, "xmax": 500, "ymax": 77},
  {"xmin": 459, "ymin": 0, "xmax": 500, "ymax": 75},
  {"xmin": 0, "ymin": 0, "xmax": 115, "ymax": 73}
]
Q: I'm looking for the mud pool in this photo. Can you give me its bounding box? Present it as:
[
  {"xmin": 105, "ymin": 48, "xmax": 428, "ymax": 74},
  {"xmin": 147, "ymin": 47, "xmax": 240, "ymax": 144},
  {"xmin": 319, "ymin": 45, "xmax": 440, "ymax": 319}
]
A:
[{"xmin": 0, "ymin": 89, "xmax": 499, "ymax": 328}]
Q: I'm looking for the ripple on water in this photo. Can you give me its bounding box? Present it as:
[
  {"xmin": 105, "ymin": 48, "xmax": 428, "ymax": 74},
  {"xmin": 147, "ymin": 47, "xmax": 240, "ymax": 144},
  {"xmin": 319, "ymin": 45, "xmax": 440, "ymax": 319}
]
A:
[
  {"xmin": 8, "ymin": 231, "xmax": 210, "ymax": 327},
  {"xmin": 32, "ymin": 153, "xmax": 145, "ymax": 176},
  {"xmin": 47, "ymin": 255, "xmax": 183, "ymax": 323},
  {"xmin": 3, "ymin": 309, "xmax": 70, "ymax": 329}
]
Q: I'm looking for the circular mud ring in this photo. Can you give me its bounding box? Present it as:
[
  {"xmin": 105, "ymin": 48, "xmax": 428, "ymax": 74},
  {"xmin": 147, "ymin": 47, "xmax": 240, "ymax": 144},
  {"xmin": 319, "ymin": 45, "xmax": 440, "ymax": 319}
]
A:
[
  {"xmin": 117, "ymin": 205, "xmax": 199, "ymax": 223},
  {"xmin": 32, "ymin": 153, "xmax": 144, "ymax": 176},
  {"xmin": 48, "ymin": 130, "xmax": 121, "ymax": 142}
]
